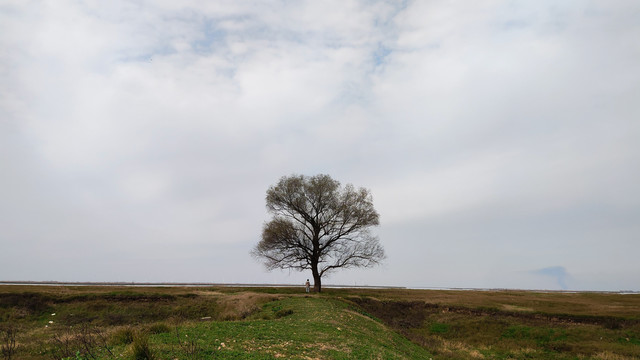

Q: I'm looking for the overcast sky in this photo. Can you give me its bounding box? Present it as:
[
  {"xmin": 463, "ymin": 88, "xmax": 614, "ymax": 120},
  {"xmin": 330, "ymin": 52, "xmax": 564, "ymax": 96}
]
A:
[{"xmin": 1, "ymin": 1, "xmax": 639, "ymax": 291}]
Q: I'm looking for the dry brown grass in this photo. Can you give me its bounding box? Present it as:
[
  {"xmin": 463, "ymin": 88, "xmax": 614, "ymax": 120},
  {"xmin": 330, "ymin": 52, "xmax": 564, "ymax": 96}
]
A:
[
  {"xmin": 3, "ymin": 285, "xmax": 639, "ymax": 359},
  {"xmin": 502, "ymin": 304, "xmax": 534, "ymax": 312},
  {"xmin": 592, "ymin": 351, "xmax": 637, "ymax": 360},
  {"xmin": 0, "ymin": 285, "xmax": 203, "ymax": 297},
  {"xmin": 342, "ymin": 289, "xmax": 640, "ymax": 360},
  {"xmin": 216, "ymin": 292, "xmax": 280, "ymax": 320},
  {"xmin": 328, "ymin": 288, "xmax": 640, "ymax": 318}
]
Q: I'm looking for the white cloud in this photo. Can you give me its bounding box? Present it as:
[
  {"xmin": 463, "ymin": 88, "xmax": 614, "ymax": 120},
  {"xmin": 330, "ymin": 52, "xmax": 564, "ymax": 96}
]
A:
[{"xmin": 1, "ymin": 0, "xmax": 639, "ymax": 290}]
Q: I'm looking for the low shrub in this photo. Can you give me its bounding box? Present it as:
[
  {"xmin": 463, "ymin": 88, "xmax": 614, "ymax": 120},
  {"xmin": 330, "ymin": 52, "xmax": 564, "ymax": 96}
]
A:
[
  {"xmin": 132, "ymin": 334, "xmax": 154, "ymax": 360},
  {"xmin": 275, "ymin": 309, "xmax": 294, "ymax": 318},
  {"xmin": 111, "ymin": 327, "xmax": 135, "ymax": 345},
  {"xmin": 147, "ymin": 323, "xmax": 170, "ymax": 334},
  {"xmin": 1, "ymin": 325, "xmax": 18, "ymax": 360}
]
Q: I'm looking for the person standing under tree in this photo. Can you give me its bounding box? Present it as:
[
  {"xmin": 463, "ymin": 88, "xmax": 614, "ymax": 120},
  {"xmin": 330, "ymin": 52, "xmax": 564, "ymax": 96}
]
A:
[{"xmin": 305, "ymin": 279, "xmax": 311, "ymax": 293}]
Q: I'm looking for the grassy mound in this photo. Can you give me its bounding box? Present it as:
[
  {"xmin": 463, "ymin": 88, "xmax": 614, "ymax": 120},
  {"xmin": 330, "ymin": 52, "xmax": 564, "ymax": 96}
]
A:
[
  {"xmin": 0, "ymin": 286, "xmax": 431, "ymax": 359},
  {"xmin": 146, "ymin": 296, "xmax": 432, "ymax": 359}
]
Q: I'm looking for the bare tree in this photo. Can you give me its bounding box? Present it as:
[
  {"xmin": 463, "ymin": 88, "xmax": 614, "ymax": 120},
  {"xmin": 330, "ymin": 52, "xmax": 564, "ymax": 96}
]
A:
[{"xmin": 252, "ymin": 174, "xmax": 385, "ymax": 292}]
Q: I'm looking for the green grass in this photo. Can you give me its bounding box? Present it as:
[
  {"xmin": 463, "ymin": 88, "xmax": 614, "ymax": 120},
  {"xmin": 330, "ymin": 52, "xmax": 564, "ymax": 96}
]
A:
[
  {"xmin": 2, "ymin": 285, "xmax": 640, "ymax": 359},
  {"xmin": 429, "ymin": 322, "xmax": 450, "ymax": 334},
  {"xmin": 0, "ymin": 287, "xmax": 431, "ymax": 359},
  {"xmin": 141, "ymin": 296, "xmax": 432, "ymax": 359},
  {"xmin": 348, "ymin": 292, "xmax": 640, "ymax": 359}
]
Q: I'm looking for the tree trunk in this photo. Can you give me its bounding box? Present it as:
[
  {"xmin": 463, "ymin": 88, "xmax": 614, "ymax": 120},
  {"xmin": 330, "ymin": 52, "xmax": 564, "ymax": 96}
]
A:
[
  {"xmin": 313, "ymin": 272, "xmax": 322, "ymax": 293},
  {"xmin": 311, "ymin": 232, "xmax": 322, "ymax": 292},
  {"xmin": 311, "ymin": 264, "xmax": 322, "ymax": 293}
]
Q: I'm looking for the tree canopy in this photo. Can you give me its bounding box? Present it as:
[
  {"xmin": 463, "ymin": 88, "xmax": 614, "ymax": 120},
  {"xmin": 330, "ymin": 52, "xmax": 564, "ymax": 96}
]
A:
[{"xmin": 252, "ymin": 174, "xmax": 384, "ymax": 292}]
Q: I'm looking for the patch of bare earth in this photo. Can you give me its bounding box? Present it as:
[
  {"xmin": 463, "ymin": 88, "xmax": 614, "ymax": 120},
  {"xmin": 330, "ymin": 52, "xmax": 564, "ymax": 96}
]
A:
[
  {"xmin": 593, "ymin": 351, "xmax": 637, "ymax": 360},
  {"xmin": 501, "ymin": 304, "xmax": 534, "ymax": 312}
]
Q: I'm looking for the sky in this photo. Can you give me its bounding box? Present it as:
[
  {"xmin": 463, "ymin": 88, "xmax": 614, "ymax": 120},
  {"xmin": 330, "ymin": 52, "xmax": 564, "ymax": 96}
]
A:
[{"xmin": 1, "ymin": 0, "xmax": 639, "ymax": 291}]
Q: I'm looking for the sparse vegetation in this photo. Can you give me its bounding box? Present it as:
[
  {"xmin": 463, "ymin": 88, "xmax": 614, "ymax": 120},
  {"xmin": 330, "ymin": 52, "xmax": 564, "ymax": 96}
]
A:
[
  {"xmin": 1, "ymin": 324, "xmax": 17, "ymax": 360},
  {"xmin": 111, "ymin": 327, "xmax": 135, "ymax": 345},
  {"xmin": 131, "ymin": 333, "xmax": 154, "ymax": 360},
  {"xmin": 0, "ymin": 285, "xmax": 638, "ymax": 359},
  {"xmin": 145, "ymin": 323, "xmax": 170, "ymax": 335},
  {"xmin": 173, "ymin": 325, "xmax": 203, "ymax": 359},
  {"xmin": 346, "ymin": 290, "xmax": 640, "ymax": 359}
]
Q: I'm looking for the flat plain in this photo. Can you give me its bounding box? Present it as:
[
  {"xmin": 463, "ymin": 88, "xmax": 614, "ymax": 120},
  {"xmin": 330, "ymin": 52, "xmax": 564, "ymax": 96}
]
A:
[{"xmin": 1, "ymin": 285, "xmax": 639, "ymax": 359}]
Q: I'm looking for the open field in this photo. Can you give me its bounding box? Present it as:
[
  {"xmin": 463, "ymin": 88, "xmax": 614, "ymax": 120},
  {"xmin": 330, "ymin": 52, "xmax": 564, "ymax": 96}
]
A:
[{"xmin": 1, "ymin": 285, "xmax": 639, "ymax": 359}]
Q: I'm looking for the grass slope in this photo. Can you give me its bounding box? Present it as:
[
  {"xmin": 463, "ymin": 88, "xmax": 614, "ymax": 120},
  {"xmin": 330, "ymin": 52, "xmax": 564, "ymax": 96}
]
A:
[
  {"xmin": 0, "ymin": 286, "xmax": 431, "ymax": 359},
  {"xmin": 147, "ymin": 296, "xmax": 432, "ymax": 359},
  {"xmin": 338, "ymin": 289, "xmax": 640, "ymax": 359},
  {"xmin": 2, "ymin": 285, "xmax": 639, "ymax": 359}
]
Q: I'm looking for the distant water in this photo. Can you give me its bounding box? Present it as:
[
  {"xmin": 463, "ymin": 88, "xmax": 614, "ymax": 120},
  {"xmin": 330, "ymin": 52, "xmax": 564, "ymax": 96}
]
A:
[{"xmin": 408, "ymin": 286, "xmax": 640, "ymax": 294}]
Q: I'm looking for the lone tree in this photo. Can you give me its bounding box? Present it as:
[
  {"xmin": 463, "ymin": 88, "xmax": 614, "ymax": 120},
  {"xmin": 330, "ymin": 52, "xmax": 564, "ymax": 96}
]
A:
[{"xmin": 252, "ymin": 174, "xmax": 385, "ymax": 292}]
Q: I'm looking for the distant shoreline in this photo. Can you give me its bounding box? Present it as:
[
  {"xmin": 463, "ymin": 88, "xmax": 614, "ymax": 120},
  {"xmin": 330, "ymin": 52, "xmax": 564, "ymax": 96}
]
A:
[
  {"xmin": 0, "ymin": 280, "xmax": 404, "ymax": 289},
  {"xmin": 0, "ymin": 280, "xmax": 637, "ymax": 294}
]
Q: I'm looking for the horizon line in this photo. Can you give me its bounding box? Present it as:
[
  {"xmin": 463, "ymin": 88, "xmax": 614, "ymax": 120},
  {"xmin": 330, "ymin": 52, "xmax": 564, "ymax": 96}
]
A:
[{"xmin": 1, "ymin": 280, "xmax": 638, "ymax": 294}]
